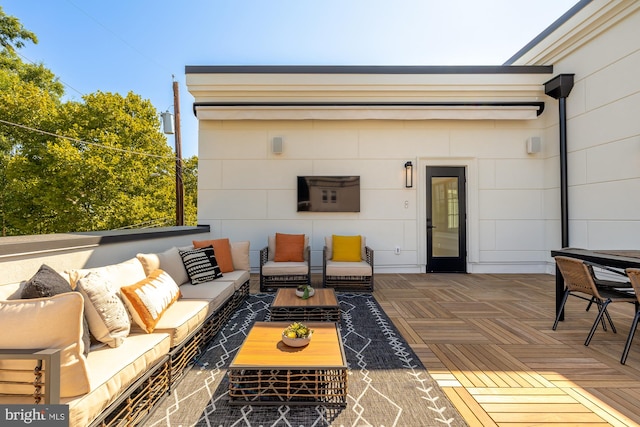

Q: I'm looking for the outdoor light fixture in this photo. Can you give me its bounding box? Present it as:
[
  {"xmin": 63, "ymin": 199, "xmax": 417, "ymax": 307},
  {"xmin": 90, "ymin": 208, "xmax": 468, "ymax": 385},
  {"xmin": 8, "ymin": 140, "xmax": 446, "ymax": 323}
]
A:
[{"xmin": 404, "ymin": 161, "xmax": 413, "ymax": 188}]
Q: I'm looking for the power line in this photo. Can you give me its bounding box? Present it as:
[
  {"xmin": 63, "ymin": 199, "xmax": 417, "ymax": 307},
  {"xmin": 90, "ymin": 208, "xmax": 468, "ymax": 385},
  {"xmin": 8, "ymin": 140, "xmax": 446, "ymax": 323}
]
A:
[
  {"xmin": 66, "ymin": 0, "xmax": 174, "ymax": 77},
  {"xmin": 14, "ymin": 51, "xmax": 86, "ymax": 99},
  {"xmin": 0, "ymin": 118, "xmax": 176, "ymax": 160}
]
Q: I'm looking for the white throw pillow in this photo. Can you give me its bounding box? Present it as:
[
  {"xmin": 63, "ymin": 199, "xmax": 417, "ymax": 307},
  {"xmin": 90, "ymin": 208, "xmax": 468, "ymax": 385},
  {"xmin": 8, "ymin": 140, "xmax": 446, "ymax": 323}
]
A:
[{"xmin": 76, "ymin": 271, "xmax": 131, "ymax": 348}]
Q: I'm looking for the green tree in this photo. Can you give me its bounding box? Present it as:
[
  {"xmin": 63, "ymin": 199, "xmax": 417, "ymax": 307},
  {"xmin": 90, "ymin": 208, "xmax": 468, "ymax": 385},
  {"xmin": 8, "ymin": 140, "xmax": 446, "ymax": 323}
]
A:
[
  {"xmin": 6, "ymin": 92, "xmax": 178, "ymax": 233},
  {"xmin": 0, "ymin": 8, "xmax": 197, "ymax": 235},
  {"xmin": 182, "ymin": 155, "xmax": 198, "ymax": 225}
]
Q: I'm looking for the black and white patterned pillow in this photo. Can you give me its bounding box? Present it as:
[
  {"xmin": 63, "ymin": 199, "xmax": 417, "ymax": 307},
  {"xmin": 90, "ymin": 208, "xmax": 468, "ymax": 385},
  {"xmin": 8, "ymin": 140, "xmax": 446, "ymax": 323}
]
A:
[{"xmin": 178, "ymin": 246, "xmax": 223, "ymax": 285}]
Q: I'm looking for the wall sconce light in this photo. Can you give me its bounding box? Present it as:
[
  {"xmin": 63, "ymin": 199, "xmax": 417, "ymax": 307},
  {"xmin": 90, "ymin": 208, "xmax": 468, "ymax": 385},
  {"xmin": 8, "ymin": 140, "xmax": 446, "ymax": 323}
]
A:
[{"xmin": 404, "ymin": 161, "xmax": 413, "ymax": 188}]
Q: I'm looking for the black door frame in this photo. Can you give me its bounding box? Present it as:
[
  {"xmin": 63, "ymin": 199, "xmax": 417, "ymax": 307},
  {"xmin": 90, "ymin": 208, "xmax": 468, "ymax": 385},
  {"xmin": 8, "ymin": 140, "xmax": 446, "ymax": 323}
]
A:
[{"xmin": 426, "ymin": 166, "xmax": 467, "ymax": 273}]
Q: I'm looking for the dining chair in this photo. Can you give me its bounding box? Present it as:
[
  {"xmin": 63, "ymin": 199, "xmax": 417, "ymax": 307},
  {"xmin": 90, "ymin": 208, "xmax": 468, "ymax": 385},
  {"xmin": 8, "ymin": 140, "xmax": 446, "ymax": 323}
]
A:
[
  {"xmin": 553, "ymin": 256, "xmax": 636, "ymax": 346},
  {"xmin": 620, "ymin": 268, "xmax": 640, "ymax": 364}
]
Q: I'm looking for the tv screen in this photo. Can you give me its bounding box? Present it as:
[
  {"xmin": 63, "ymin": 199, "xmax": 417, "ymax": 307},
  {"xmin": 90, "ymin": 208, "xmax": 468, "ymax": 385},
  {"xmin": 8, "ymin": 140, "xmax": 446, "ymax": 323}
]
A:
[{"xmin": 297, "ymin": 176, "xmax": 360, "ymax": 212}]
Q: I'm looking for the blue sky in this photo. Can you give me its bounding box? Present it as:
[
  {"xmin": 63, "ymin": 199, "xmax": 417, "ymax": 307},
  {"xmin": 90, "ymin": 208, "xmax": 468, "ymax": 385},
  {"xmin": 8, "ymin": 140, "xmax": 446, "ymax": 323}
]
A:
[{"xmin": 3, "ymin": 0, "xmax": 578, "ymax": 158}]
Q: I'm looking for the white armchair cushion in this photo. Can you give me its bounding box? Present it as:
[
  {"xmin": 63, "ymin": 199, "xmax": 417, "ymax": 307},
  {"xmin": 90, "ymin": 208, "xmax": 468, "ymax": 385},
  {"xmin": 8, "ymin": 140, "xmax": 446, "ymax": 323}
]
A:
[{"xmin": 325, "ymin": 260, "xmax": 372, "ymax": 277}]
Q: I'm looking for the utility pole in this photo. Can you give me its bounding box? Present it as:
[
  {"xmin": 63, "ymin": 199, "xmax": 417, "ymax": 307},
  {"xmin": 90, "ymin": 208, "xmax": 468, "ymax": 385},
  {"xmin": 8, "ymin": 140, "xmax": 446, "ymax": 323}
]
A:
[{"xmin": 173, "ymin": 80, "xmax": 184, "ymax": 226}]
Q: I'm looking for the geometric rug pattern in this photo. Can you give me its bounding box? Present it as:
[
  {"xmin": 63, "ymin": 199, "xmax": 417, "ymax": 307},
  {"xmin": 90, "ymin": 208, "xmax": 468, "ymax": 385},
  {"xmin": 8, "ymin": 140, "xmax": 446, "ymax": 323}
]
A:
[{"xmin": 144, "ymin": 293, "xmax": 468, "ymax": 427}]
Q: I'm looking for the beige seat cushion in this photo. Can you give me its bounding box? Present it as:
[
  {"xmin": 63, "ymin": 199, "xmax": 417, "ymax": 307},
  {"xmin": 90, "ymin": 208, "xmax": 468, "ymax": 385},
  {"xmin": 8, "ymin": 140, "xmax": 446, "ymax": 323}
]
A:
[
  {"xmin": 214, "ymin": 270, "xmax": 250, "ymax": 291},
  {"xmin": 63, "ymin": 332, "xmax": 170, "ymax": 427},
  {"xmin": 325, "ymin": 260, "xmax": 372, "ymax": 277},
  {"xmin": 0, "ymin": 292, "xmax": 90, "ymax": 398},
  {"xmin": 152, "ymin": 299, "xmax": 211, "ymax": 347},
  {"xmin": 262, "ymin": 260, "xmax": 309, "ymax": 276}
]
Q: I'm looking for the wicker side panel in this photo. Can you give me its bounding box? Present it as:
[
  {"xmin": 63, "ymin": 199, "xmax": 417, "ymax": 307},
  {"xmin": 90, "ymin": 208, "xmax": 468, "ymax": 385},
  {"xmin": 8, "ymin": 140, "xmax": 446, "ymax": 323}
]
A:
[
  {"xmin": 228, "ymin": 368, "xmax": 347, "ymax": 405},
  {"xmin": 270, "ymin": 307, "xmax": 341, "ymax": 322},
  {"xmin": 169, "ymin": 280, "xmax": 250, "ymax": 384},
  {"xmin": 96, "ymin": 357, "xmax": 170, "ymax": 427}
]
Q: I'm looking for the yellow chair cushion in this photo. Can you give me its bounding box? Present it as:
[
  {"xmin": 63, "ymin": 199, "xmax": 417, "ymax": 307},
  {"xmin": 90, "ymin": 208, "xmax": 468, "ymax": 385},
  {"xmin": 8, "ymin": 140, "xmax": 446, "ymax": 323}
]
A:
[
  {"xmin": 332, "ymin": 235, "xmax": 362, "ymax": 262},
  {"xmin": 274, "ymin": 233, "xmax": 305, "ymax": 262}
]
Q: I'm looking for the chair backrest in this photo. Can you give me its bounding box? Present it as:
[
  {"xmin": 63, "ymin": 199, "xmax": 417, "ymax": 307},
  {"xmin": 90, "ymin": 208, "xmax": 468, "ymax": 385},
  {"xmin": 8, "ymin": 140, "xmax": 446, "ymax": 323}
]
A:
[
  {"xmin": 267, "ymin": 234, "xmax": 309, "ymax": 261},
  {"xmin": 555, "ymin": 256, "xmax": 600, "ymax": 297},
  {"xmin": 625, "ymin": 268, "xmax": 640, "ymax": 303},
  {"xmin": 324, "ymin": 235, "xmax": 366, "ymax": 261}
]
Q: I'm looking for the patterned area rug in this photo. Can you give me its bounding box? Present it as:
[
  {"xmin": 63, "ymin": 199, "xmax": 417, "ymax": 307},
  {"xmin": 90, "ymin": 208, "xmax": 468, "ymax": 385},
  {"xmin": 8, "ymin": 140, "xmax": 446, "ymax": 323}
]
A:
[{"xmin": 144, "ymin": 293, "xmax": 467, "ymax": 427}]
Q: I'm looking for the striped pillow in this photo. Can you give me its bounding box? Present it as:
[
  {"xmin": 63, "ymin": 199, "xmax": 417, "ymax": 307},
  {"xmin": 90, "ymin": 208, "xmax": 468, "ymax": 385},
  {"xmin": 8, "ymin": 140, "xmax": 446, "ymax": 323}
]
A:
[{"xmin": 178, "ymin": 246, "xmax": 223, "ymax": 285}]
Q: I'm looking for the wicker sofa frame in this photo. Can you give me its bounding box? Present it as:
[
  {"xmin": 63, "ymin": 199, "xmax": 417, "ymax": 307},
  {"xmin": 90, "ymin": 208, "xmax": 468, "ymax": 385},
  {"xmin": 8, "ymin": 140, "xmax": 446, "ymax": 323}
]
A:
[
  {"xmin": 97, "ymin": 279, "xmax": 249, "ymax": 426},
  {"xmin": 323, "ymin": 246, "xmax": 374, "ymax": 292},
  {"xmin": 259, "ymin": 246, "xmax": 311, "ymax": 292},
  {"xmin": 1, "ymin": 280, "xmax": 250, "ymax": 427}
]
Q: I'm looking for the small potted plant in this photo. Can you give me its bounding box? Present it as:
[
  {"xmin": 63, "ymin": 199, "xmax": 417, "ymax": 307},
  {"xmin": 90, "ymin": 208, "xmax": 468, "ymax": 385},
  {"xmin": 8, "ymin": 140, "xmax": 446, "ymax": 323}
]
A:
[
  {"xmin": 295, "ymin": 284, "xmax": 315, "ymax": 299},
  {"xmin": 282, "ymin": 322, "xmax": 313, "ymax": 347}
]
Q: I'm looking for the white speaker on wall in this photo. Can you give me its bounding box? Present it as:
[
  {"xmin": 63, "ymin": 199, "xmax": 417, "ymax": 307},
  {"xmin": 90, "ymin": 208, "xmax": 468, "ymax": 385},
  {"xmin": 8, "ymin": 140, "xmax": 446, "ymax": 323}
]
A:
[
  {"xmin": 272, "ymin": 136, "xmax": 283, "ymax": 154},
  {"xmin": 526, "ymin": 136, "xmax": 541, "ymax": 154}
]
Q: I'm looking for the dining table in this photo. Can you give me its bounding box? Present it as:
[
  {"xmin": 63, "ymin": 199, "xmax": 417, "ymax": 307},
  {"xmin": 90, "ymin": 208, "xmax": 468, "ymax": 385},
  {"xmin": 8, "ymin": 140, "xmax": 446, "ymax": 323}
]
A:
[{"xmin": 550, "ymin": 248, "xmax": 640, "ymax": 321}]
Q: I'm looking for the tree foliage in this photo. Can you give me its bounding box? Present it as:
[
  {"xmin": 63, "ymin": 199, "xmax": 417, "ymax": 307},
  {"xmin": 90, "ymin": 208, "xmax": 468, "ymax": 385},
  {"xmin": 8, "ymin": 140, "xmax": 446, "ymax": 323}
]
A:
[{"xmin": 0, "ymin": 8, "xmax": 197, "ymax": 236}]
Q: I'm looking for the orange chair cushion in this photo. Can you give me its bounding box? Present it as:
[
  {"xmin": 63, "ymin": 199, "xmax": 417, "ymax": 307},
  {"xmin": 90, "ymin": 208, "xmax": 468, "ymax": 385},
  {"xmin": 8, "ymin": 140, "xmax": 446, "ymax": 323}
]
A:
[
  {"xmin": 332, "ymin": 235, "xmax": 362, "ymax": 262},
  {"xmin": 193, "ymin": 238, "xmax": 234, "ymax": 273},
  {"xmin": 274, "ymin": 233, "xmax": 305, "ymax": 262}
]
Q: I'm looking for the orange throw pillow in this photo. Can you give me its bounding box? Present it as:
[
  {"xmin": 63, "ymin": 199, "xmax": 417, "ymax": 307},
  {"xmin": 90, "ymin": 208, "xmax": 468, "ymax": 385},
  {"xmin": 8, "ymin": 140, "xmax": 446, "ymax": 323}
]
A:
[
  {"xmin": 274, "ymin": 233, "xmax": 305, "ymax": 262},
  {"xmin": 332, "ymin": 235, "xmax": 362, "ymax": 262},
  {"xmin": 193, "ymin": 238, "xmax": 234, "ymax": 273}
]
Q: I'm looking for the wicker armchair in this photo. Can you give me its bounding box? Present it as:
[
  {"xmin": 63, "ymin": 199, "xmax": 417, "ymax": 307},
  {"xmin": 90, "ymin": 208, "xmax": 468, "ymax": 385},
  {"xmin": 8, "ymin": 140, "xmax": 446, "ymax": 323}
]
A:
[
  {"xmin": 621, "ymin": 268, "xmax": 640, "ymax": 364},
  {"xmin": 322, "ymin": 235, "xmax": 374, "ymax": 292},
  {"xmin": 553, "ymin": 256, "xmax": 636, "ymax": 346},
  {"xmin": 259, "ymin": 234, "xmax": 311, "ymax": 292}
]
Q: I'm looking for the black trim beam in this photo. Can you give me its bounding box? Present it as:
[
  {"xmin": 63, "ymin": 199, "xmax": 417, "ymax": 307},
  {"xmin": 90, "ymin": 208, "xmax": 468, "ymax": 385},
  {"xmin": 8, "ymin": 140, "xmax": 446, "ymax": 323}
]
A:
[
  {"xmin": 186, "ymin": 65, "xmax": 553, "ymax": 75},
  {"xmin": 192, "ymin": 101, "xmax": 546, "ymax": 118}
]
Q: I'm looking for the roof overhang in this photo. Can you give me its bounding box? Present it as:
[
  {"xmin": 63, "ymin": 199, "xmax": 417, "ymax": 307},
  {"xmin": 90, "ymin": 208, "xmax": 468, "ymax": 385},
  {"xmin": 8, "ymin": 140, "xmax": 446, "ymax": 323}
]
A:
[{"xmin": 185, "ymin": 65, "xmax": 553, "ymax": 121}]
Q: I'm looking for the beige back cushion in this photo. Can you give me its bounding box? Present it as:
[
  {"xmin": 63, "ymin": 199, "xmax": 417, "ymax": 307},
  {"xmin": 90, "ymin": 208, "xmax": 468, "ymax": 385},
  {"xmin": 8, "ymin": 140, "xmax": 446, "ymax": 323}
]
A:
[
  {"xmin": 68, "ymin": 258, "xmax": 147, "ymax": 290},
  {"xmin": 136, "ymin": 247, "xmax": 189, "ymax": 285},
  {"xmin": 230, "ymin": 241, "xmax": 251, "ymax": 271},
  {"xmin": 0, "ymin": 292, "xmax": 90, "ymax": 397}
]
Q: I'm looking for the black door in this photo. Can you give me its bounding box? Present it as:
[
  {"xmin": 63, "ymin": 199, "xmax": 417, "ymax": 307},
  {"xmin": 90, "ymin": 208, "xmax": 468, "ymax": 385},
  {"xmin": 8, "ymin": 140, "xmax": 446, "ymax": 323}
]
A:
[{"xmin": 426, "ymin": 166, "xmax": 467, "ymax": 273}]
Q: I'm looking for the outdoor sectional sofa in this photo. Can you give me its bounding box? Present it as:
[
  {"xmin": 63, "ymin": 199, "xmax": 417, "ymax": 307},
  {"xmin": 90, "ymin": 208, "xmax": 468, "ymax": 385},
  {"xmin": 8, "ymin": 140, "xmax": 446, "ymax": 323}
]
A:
[{"xmin": 0, "ymin": 239, "xmax": 250, "ymax": 427}]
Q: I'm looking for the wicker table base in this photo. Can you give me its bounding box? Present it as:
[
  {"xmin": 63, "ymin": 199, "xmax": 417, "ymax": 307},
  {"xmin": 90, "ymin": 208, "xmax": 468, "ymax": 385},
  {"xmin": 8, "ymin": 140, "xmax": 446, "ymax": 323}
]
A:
[
  {"xmin": 228, "ymin": 322, "xmax": 347, "ymax": 405},
  {"xmin": 269, "ymin": 288, "xmax": 341, "ymax": 322}
]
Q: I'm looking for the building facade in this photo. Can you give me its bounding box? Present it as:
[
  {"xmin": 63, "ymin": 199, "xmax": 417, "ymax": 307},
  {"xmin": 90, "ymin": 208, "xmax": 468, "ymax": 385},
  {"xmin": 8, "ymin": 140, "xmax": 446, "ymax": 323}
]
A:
[{"xmin": 186, "ymin": 0, "xmax": 640, "ymax": 274}]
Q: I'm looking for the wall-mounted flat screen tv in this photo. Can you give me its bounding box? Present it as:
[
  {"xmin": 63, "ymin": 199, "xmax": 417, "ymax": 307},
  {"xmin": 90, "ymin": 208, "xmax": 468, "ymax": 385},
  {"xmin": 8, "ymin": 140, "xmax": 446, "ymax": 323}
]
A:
[{"xmin": 297, "ymin": 176, "xmax": 360, "ymax": 212}]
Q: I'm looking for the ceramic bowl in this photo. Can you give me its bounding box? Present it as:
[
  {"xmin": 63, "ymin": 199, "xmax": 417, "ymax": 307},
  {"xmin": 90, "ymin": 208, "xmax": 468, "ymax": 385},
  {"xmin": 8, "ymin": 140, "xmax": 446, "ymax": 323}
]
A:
[
  {"xmin": 282, "ymin": 332, "xmax": 312, "ymax": 347},
  {"xmin": 295, "ymin": 287, "xmax": 315, "ymax": 298}
]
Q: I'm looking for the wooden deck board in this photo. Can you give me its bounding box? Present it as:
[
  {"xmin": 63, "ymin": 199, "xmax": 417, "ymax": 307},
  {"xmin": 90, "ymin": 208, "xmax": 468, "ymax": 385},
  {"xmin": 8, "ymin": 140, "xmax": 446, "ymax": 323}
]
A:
[{"xmin": 251, "ymin": 273, "xmax": 640, "ymax": 426}]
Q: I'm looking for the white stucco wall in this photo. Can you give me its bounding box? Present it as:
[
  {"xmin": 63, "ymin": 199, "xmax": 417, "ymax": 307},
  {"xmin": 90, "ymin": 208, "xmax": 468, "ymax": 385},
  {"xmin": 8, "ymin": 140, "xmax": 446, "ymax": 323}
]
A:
[
  {"xmin": 516, "ymin": 0, "xmax": 640, "ymax": 266},
  {"xmin": 195, "ymin": 117, "xmax": 549, "ymax": 273},
  {"xmin": 189, "ymin": 1, "xmax": 640, "ymax": 275}
]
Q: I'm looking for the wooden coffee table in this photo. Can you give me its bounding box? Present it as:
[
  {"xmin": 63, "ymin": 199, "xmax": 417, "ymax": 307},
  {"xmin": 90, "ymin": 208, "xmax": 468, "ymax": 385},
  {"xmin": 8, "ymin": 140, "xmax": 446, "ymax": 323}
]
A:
[
  {"xmin": 228, "ymin": 321, "xmax": 347, "ymax": 405},
  {"xmin": 269, "ymin": 288, "xmax": 341, "ymax": 322}
]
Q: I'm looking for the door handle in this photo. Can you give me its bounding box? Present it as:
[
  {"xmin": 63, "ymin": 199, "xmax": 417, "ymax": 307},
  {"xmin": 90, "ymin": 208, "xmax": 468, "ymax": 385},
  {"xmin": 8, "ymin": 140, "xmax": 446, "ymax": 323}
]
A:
[{"xmin": 427, "ymin": 225, "xmax": 436, "ymax": 229}]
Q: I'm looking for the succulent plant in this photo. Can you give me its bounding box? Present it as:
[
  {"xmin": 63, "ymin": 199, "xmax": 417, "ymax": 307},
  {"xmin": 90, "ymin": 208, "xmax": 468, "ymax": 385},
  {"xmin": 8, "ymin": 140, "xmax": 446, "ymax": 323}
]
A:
[{"xmin": 282, "ymin": 322, "xmax": 313, "ymax": 339}]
